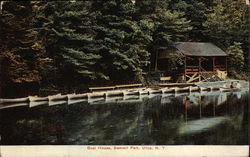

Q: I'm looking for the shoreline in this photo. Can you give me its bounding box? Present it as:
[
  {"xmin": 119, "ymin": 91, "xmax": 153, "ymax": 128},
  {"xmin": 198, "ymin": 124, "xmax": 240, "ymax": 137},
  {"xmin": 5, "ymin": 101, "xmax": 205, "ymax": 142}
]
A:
[{"xmin": 0, "ymin": 80, "xmax": 249, "ymax": 109}]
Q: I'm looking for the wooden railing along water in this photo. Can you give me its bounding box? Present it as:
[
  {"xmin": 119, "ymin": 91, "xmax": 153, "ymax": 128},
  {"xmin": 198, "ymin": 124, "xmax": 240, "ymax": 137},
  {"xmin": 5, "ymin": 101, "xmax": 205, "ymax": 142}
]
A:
[{"xmin": 0, "ymin": 80, "xmax": 248, "ymax": 110}]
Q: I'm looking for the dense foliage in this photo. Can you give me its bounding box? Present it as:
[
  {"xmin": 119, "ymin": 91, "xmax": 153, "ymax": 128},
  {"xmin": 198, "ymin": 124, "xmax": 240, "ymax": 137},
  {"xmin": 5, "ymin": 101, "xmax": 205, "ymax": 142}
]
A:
[{"xmin": 0, "ymin": 0, "xmax": 249, "ymax": 97}]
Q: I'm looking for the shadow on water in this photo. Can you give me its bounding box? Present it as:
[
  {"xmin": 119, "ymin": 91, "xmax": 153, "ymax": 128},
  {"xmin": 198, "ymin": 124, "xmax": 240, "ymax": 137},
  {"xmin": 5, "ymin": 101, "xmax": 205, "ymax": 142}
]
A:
[{"xmin": 0, "ymin": 89, "xmax": 248, "ymax": 145}]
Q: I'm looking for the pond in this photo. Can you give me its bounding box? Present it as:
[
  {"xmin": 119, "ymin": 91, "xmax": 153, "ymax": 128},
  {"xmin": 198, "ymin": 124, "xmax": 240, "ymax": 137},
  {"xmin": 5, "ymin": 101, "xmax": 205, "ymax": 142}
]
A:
[{"xmin": 0, "ymin": 89, "xmax": 248, "ymax": 145}]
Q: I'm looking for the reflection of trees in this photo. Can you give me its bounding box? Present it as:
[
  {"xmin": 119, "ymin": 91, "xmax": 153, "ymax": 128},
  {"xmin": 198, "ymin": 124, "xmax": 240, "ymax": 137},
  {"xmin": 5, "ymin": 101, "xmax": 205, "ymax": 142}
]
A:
[
  {"xmin": 55, "ymin": 102, "xmax": 141, "ymax": 144},
  {"xmin": 0, "ymin": 106, "xmax": 44, "ymax": 144},
  {"xmin": 142, "ymin": 95, "xmax": 185, "ymax": 144}
]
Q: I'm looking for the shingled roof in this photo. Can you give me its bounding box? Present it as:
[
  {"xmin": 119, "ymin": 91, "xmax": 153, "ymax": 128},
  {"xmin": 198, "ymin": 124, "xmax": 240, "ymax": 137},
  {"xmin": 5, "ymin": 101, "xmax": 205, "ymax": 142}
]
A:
[{"xmin": 174, "ymin": 42, "xmax": 227, "ymax": 57}]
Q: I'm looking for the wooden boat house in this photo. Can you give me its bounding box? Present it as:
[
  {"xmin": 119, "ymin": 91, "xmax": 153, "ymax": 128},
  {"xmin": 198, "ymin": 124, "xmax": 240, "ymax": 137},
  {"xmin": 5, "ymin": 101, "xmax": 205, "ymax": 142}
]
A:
[{"xmin": 151, "ymin": 42, "xmax": 228, "ymax": 83}]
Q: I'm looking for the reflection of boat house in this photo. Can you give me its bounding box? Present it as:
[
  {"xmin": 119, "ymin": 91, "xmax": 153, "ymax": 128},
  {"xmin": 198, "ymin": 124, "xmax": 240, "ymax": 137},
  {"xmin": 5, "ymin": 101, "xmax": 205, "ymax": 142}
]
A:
[{"xmin": 151, "ymin": 42, "xmax": 228, "ymax": 83}]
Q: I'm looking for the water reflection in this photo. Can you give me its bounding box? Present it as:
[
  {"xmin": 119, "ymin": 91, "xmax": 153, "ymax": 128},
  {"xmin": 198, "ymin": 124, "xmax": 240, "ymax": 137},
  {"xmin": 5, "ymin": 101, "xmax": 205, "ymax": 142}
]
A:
[{"xmin": 0, "ymin": 89, "xmax": 248, "ymax": 145}]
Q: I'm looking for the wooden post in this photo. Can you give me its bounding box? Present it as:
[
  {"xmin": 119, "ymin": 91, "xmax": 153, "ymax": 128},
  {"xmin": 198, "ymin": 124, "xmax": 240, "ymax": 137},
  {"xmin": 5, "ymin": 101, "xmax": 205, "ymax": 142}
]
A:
[
  {"xmin": 184, "ymin": 57, "xmax": 186, "ymax": 82},
  {"xmin": 154, "ymin": 51, "xmax": 158, "ymax": 71},
  {"xmin": 198, "ymin": 57, "xmax": 201, "ymax": 82},
  {"xmin": 212, "ymin": 57, "xmax": 215, "ymax": 72}
]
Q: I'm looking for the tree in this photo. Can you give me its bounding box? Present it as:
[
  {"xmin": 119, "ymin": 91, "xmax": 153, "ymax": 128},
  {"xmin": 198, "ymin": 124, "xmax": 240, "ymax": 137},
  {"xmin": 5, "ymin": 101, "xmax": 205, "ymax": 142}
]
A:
[
  {"xmin": 226, "ymin": 42, "xmax": 245, "ymax": 76},
  {"xmin": 203, "ymin": 0, "xmax": 249, "ymax": 71},
  {"xmin": 169, "ymin": 0, "xmax": 208, "ymax": 41},
  {"xmin": 0, "ymin": 1, "xmax": 44, "ymax": 96},
  {"xmin": 42, "ymin": 1, "xmax": 105, "ymax": 90},
  {"xmin": 92, "ymin": 0, "xmax": 151, "ymax": 83},
  {"xmin": 136, "ymin": 0, "xmax": 192, "ymax": 72},
  {"xmin": 203, "ymin": 0, "xmax": 248, "ymax": 48}
]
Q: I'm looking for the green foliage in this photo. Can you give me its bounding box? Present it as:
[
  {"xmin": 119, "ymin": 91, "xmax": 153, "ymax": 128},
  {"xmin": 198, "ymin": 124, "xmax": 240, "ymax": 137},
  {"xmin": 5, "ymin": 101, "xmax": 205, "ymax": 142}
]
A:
[
  {"xmin": 151, "ymin": 8, "xmax": 192, "ymax": 47},
  {"xmin": 0, "ymin": 1, "xmax": 42, "ymax": 85},
  {"xmin": 203, "ymin": 0, "xmax": 249, "ymax": 71},
  {"xmin": 137, "ymin": 1, "xmax": 192, "ymax": 50},
  {"xmin": 45, "ymin": 1, "xmax": 104, "ymax": 84},
  {"xmin": 226, "ymin": 42, "xmax": 245, "ymax": 73},
  {"xmin": 1, "ymin": 0, "xmax": 249, "ymax": 97},
  {"xmin": 169, "ymin": 0, "xmax": 208, "ymax": 41},
  {"xmin": 203, "ymin": 0, "xmax": 248, "ymax": 48},
  {"xmin": 92, "ymin": 0, "xmax": 151, "ymax": 82}
]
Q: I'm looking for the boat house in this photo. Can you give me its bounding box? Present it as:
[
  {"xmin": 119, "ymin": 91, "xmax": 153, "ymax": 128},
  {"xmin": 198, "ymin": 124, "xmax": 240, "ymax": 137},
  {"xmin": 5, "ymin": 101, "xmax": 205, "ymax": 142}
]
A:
[{"xmin": 151, "ymin": 42, "xmax": 228, "ymax": 83}]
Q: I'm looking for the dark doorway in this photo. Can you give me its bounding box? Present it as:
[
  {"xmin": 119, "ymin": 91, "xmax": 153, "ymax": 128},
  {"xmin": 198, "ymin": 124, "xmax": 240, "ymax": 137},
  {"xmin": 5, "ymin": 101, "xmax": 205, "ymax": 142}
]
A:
[{"xmin": 201, "ymin": 57, "xmax": 213, "ymax": 71}]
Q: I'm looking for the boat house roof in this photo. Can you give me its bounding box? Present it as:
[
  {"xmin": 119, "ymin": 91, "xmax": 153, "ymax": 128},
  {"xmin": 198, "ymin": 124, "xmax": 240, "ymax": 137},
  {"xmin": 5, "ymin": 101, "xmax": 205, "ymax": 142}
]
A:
[{"xmin": 174, "ymin": 42, "xmax": 227, "ymax": 57}]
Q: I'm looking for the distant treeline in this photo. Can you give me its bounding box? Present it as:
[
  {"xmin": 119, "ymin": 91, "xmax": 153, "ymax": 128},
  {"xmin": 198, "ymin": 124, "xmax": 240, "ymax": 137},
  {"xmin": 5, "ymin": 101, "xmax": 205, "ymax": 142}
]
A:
[{"xmin": 0, "ymin": 0, "xmax": 249, "ymax": 97}]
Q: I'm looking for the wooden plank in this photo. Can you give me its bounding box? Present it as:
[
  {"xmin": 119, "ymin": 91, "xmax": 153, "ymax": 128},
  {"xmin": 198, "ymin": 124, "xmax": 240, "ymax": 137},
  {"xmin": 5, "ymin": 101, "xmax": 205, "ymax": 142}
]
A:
[
  {"xmin": 187, "ymin": 73, "xmax": 197, "ymax": 83},
  {"xmin": 187, "ymin": 73, "xmax": 199, "ymax": 83},
  {"xmin": 186, "ymin": 72, "xmax": 197, "ymax": 74},
  {"xmin": 186, "ymin": 71, "xmax": 215, "ymax": 74},
  {"xmin": 160, "ymin": 77, "xmax": 171, "ymax": 81},
  {"xmin": 198, "ymin": 57, "xmax": 201, "ymax": 82},
  {"xmin": 90, "ymin": 84, "xmax": 143, "ymax": 91},
  {"xmin": 186, "ymin": 75, "xmax": 192, "ymax": 79},
  {"xmin": 89, "ymin": 86, "xmax": 115, "ymax": 91},
  {"xmin": 191, "ymin": 72, "xmax": 198, "ymax": 79},
  {"xmin": 184, "ymin": 57, "xmax": 186, "ymax": 81},
  {"xmin": 159, "ymin": 83, "xmax": 195, "ymax": 87},
  {"xmin": 115, "ymin": 84, "xmax": 142, "ymax": 88},
  {"xmin": 186, "ymin": 69, "xmax": 199, "ymax": 72}
]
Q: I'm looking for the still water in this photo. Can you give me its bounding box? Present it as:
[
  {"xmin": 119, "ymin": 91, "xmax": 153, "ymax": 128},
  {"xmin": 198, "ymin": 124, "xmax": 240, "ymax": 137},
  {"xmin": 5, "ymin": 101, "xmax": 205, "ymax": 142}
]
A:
[{"xmin": 0, "ymin": 89, "xmax": 248, "ymax": 145}]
